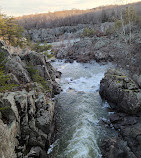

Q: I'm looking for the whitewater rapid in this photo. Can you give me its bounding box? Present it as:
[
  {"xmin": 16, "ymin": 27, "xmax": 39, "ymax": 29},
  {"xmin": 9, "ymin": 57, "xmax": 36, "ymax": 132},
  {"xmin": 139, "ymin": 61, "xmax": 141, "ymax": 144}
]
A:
[{"xmin": 48, "ymin": 60, "xmax": 114, "ymax": 158}]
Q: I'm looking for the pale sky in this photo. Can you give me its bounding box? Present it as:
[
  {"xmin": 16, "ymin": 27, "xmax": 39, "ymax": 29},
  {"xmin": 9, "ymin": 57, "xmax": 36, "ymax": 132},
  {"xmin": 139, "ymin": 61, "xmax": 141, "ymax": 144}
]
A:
[{"xmin": 0, "ymin": 0, "xmax": 140, "ymax": 16}]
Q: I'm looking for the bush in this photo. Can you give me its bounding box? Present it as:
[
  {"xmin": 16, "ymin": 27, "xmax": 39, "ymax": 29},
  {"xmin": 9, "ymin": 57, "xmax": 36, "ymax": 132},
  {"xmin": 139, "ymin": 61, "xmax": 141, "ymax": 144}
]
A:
[
  {"xmin": 123, "ymin": 6, "xmax": 137, "ymax": 25},
  {"xmin": 0, "ymin": 52, "xmax": 17, "ymax": 92},
  {"xmin": 82, "ymin": 28, "xmax": 96, "ymax": 37},
  {"xmin": 114, "ymin": 19, "xmax": 122, "ymax": 30},
  {"xmin": 43, "ymin": 51, "xmax": 54, "ymax": 58},
  {"xmin": 0, "ymin": 52, "xmax": 6, "ymax": 69},
  {"xmin": 106, "ymin": 27, "xmax": 114, "ymax": 35},
  {"xmin": 31, "ymin": 42, "xmax": 52, "ymax": 53},
  {"xmin": 0, "ymin": 70, "xmax": 17, "ymax": 92},
  {"xmin": 27, "ymin": 64, "xmax": 51, "ymax": 92}
]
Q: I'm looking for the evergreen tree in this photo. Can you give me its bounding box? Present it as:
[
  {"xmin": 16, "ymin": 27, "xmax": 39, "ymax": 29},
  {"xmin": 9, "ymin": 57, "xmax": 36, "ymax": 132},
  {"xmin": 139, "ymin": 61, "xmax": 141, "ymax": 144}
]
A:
[{"xmin": 0, "ymin": 14, "xmax": 24, "ymax": 47}]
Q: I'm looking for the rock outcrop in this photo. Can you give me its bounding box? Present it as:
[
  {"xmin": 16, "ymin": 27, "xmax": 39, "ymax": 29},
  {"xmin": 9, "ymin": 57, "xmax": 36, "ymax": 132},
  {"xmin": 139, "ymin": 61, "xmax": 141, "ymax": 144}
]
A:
[
  {"xmin": 54, "ymin": 36, "xmax": 128, "ymax": 63},
  {"xmin": 27, "ymin": 24, "xmax": 88, "ymax": 43},
  {"xmin": 99, "ymin": 69, "xmax": 141, "ymax": 158},
  {"xmin": 0, "ymin": 41, "xmax": 61, "ymax": 158},
  {"xmin": 100, "ymin": 69, "xmax": 141, "ymax": 114}
]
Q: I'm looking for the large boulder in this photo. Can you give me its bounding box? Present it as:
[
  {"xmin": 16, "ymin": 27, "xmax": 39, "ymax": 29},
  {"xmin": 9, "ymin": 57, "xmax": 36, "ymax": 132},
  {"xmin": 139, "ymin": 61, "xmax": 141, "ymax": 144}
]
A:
[{"xmin": 100, "ymin": 69, "xmax": 141, "ymax": 114}]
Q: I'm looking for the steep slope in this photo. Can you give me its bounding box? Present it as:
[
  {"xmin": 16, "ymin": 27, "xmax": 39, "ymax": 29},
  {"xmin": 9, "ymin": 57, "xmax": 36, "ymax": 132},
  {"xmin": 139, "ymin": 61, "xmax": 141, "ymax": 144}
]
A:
[{"xmin": 0, "ymin": 41, "xmax": 61, "ymax": 158}]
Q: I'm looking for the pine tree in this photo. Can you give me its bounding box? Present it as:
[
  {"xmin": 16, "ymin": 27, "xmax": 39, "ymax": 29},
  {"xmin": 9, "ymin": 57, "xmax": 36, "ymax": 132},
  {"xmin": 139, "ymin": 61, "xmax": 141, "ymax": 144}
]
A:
[{"xmin": 0, "ymin": 14, "xmax": 24, "ymax": 47}]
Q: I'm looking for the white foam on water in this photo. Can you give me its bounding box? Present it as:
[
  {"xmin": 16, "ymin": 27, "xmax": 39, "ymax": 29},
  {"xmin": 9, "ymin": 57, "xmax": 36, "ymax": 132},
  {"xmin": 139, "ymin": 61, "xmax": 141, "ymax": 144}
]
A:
[
  {"xmin": 49, "ymin": 60, "xmax": 113, "ymax": 158},
  {"xmin": 52, "ymin": 60, "xmax": 112, "ymax": 93}
]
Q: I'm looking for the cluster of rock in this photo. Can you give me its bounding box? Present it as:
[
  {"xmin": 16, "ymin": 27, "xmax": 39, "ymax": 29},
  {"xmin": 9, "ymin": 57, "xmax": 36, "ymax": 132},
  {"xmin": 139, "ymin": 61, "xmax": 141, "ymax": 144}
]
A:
[
  {"xmin": 27, "ymin": 24, "xmax": 89, "ymax": 43},
  {"xmin": 55, "ymin": 31, "xmax": 141, "ymax": 64},
  {"xmin": 0, "ymin": 41, "xmax": 61, "ymax": 158},
  {"xmin": 55, "ymin": 36, "xmax": 116, "ymax": 63},
  {"xmin": 27, "ymin": 22, "xmax": 114, "ymax": 43},
  {"xmin": 52, "ymin": 24, "xmax": 141, "ymax": 71},
  {"xmin": 99, "ymin": 69, "xmax": 141, "ymax": 158}
]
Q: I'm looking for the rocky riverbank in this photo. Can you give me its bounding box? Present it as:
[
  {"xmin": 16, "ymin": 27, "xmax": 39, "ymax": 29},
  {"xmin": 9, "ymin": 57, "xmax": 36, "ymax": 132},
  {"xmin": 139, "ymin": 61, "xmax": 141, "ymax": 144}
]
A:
[
  {"xmin": 27, "ymin": 22, "xmax": 141, "ymax": 74},
  {"xmin": 99, "ymin": 69, "xmax": 141, "ymax": 158},
  {"xmin": 27, "ymin": 23, "xmax": 114, "ymax": 43},
  {"xmin": 54, "ymin": 29, "xmax": 140, "ymax": 66},
  {"xmin": 0, "ymin": 41, "xmax": 61, "ymax": 158}
]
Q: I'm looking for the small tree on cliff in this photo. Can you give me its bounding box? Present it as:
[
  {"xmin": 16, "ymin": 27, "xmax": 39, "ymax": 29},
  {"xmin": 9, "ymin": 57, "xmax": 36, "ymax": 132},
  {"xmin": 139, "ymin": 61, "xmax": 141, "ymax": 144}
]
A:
[
  {"xmin": 0, "ymin": 14, "xmax": 24, "ymax": 47},
  {"xmin": 0, "ymin": 52, "xmax": 17, "ymax": 92}
]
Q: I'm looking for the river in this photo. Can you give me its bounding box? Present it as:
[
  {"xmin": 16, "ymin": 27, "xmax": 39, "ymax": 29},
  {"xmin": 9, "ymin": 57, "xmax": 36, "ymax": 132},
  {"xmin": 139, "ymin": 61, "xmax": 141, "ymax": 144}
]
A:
[{"xmin": 48, "ymin": 60, "xmax": 115, "ymax": 158}]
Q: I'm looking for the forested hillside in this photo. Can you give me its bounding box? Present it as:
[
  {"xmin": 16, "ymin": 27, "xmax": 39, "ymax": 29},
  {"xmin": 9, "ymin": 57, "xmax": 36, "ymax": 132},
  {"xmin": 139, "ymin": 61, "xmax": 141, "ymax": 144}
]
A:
[{"xmin": 16, "ymin": 2, "xmax": 141, "ymax": 29}]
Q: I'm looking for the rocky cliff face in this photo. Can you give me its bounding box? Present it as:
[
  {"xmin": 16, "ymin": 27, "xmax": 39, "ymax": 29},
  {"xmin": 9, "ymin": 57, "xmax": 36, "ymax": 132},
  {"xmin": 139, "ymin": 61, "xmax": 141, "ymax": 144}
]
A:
[
  {"xmin": 99, "ymin": 69, "xmax": 141, "ymax": 158},
  {"xmin": 0, "ymin": 41, "xmax": 61, "ymax": 158}
]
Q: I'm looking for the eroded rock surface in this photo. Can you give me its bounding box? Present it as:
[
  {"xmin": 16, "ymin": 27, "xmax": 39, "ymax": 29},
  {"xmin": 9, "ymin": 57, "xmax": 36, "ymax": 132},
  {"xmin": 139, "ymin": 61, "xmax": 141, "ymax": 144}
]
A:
[
  {"xmin": 100, "ymin": 69, "xmax": 141, "ymax": 114},
  {"xmin": 100, "ymin": 69, "xmax": 141, "ymax": 158},
  {"xmin": 0, "ymin": 41, "xmax": 61, "ymax": 158}
]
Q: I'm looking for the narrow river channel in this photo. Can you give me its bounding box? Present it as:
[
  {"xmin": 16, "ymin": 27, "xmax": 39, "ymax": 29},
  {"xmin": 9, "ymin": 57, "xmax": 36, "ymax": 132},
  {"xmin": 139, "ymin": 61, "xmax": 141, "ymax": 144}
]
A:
[{"xmin": 48, "ymin": 60, "xmax": 115, "ymax": 158}]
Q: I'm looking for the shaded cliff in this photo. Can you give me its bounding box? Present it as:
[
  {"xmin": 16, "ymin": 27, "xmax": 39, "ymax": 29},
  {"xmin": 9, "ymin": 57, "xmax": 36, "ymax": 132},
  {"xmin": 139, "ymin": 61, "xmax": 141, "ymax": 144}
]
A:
[
  {"xmin": 99, "ymin": 69, "xmax": 141, "ymax": 158},
  {"xmin": 0, "ymin": 41, "xmax": 61, "ymax": 158}
]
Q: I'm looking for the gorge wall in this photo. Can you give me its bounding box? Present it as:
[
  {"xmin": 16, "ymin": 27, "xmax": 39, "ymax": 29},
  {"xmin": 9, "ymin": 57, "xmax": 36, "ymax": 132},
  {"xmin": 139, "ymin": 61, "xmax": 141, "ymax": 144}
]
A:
[
  {"xmin": 99, "ymin": 69, "xmax": 141, "ymax": 158},
  {"xmin": 0, "ymin": 41, "xmax": 61, "ymax": 158}
]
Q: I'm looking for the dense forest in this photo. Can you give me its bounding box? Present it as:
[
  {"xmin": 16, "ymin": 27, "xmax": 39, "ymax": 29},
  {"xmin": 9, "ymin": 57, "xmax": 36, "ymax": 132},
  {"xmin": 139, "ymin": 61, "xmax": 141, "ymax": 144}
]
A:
[{"xmin": 16, "ymin": 2, "xmax": 141, "ymax": 29}]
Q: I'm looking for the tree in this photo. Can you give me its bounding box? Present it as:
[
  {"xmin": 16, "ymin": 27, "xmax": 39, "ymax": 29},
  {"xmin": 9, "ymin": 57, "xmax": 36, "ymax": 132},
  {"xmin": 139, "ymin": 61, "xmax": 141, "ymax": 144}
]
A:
[
  {"xmin": 115, "ymin": 4, "xmax": 137, "ymax": 44},
  {"xmin": 0, "ymin": 14, "xmax": 24, "ymax": 47},
  {"xmin": 124, "ymin": 6, "xmax": 137, "ymax": 44},
  {"xmin": 101, "ymin": 10, "xmax": 109, "ymax": 23}
]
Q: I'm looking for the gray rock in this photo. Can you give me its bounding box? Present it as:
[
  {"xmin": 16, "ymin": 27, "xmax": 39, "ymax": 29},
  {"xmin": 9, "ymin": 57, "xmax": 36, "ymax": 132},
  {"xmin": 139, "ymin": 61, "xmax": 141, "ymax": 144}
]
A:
[
  {"xmin": 6, "ymin": 55, "xmax": 31, "ymax": 83},
  {"xmin": 0, "ymin": 40, "xmax": 60, "ymax": 157},
  {"xmin": 100, "ymin": 137, "xmax": 137, "ymax": 158},
  {"xmin": 26, "ymin": 146, "xmax": 47, "ymax": 158},
  {"xmin": 100, "ymin": 69, "xmax": 141, "ymax": 114},
  {"xmin": 133, "ymin": 74, "xmax": 141, "ymax": 88}
]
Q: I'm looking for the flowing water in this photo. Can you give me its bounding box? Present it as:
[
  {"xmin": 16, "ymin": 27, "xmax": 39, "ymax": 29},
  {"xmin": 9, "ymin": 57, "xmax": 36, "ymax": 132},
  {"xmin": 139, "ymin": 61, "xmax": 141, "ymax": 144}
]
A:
[{"xmin": 48, "ymin": 60, "xmax": 115, "ymax": 158}]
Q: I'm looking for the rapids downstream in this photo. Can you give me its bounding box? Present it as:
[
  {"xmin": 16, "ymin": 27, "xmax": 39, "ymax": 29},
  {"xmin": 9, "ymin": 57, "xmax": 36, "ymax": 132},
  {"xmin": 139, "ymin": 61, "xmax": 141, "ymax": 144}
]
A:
[{"xmin": 48, "ymin": 60, "xmax": 115, "ymax": 158}]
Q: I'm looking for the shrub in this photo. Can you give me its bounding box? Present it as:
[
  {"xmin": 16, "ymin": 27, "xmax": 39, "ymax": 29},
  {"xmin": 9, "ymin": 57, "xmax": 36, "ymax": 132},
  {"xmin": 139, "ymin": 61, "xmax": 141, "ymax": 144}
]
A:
[
  {"xmin": 31, "ymin": 42, "xmax": 52, "ymax": 53},
  {"xmin": 82, "ymin": 28, "xmax": 96, "ymax": 37},
  {"xmin": 123, "ymin": 6, "xmax": 137, "ymax": 25},
  {"xmin": 0, "ymin": 53, "xmax": 18, "ymax": 92},
  {"xmin": 114, "ymin": 19, "xmax": 122, "ymax": 30},
  {"xmin": 0, "ymin": 69, "xmax": 17, "ymax": 92},
  {"xmin": 27, "ymin": 64, "xmax": 51, "ymax": 92},
  {"xmin": 43, "ymin": 51, "xmax": 54, "ymax": 58},
  {"xmin": 106, "ymin": 27, "xmax": 114, "ymax": 35},
  {"xmin": 0, "ymin": 52, "xmax": 6, "ymax": 69}
]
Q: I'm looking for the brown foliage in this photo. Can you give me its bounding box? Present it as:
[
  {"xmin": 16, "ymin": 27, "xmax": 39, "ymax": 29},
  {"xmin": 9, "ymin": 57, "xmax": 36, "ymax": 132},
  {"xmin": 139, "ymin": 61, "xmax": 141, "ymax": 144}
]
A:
[{"xmin": 16, "ymin": 2, "xmax": 141, "ymax": 30}]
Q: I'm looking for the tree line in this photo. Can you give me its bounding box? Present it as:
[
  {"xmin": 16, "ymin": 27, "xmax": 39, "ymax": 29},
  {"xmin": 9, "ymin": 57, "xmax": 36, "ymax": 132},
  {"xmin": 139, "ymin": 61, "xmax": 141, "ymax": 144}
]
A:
[{"xmin": 16, "ymin": 2, "xmax": 141, "ymax": 30}]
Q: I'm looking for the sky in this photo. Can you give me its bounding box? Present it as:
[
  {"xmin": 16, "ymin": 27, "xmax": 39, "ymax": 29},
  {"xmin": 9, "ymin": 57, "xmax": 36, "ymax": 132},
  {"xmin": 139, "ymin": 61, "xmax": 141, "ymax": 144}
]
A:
[{"xmin": 0, "ymin": 0, "xmax": 140, "ymax": 17}]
